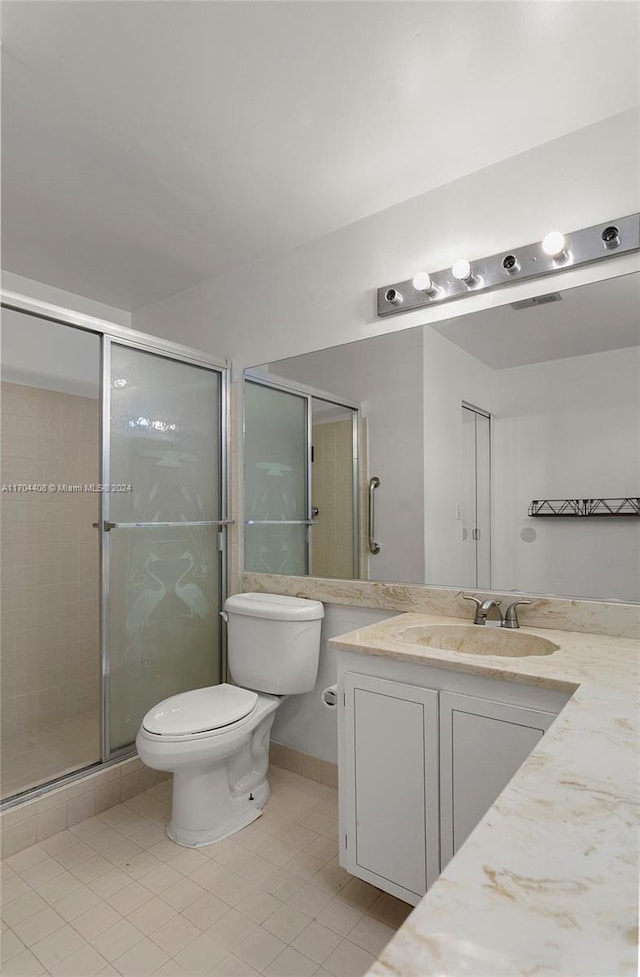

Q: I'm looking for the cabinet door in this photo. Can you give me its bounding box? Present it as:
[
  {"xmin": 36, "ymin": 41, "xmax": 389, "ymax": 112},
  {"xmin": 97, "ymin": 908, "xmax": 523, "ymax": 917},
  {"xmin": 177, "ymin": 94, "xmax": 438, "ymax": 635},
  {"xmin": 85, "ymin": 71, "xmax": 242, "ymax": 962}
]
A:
[
  {"xmin": 343, "ymin": 673, "xmax": 439, "ymax": 904},
  {"xmin": 439, "ymin": 692, "xmax": 555, "ymax": 866}
]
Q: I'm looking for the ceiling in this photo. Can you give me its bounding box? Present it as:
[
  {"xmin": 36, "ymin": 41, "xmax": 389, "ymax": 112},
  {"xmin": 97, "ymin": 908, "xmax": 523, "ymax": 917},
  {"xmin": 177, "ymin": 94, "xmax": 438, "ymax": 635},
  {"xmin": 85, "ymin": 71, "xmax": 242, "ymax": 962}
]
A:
[{"xmin": 2, "ymin": 2, "xmax": 639, "ymax": 312}]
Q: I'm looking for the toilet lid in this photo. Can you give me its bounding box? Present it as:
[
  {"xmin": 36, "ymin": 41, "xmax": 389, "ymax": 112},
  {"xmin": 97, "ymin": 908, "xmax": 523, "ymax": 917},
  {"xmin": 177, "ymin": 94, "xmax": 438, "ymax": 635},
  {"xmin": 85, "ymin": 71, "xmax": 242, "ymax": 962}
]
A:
[{"xmin": 142, "ymin": 684, "xmax": 258, "ymax": 736}]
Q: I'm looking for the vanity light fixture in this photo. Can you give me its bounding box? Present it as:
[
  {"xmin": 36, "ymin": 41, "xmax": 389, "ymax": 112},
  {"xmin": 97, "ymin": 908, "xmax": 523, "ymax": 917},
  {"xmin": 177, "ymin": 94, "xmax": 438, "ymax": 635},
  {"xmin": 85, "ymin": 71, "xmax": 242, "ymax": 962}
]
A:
[
  {"xmin": 502, "ymin": 254, "xmax": 520, "ymax": 274},
  {"xmin": 412, "ymin": 271, "xmax": 439, "ymax": 296},
  {"xmin": 384, "ymin": 287, "xmax": 403, "ymax": 306},
  {"xmin": 452, "ymin": 259, "xmax": 482, "ymax": 288},
  {"xmin": 451, "ymin": 259, "xmax": 471, "ymax": 281},
  {"xmin": 601, "ymin": 225, "xmax": 620, "ymax": 249},
  {"xmin": 541, "ymin": 231, "xmax": 569, "ymax": 261},
  {"xmin": 376, "ymin": 213, "xmax": 639, "ymax": 318}
]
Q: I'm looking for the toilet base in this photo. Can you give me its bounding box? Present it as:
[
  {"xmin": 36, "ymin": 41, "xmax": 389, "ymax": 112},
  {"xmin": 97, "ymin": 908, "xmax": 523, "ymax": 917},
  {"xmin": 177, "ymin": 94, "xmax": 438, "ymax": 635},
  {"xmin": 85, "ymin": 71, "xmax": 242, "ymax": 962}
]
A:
[
  {"xmin": 167, "ymin": 775, "xmax": 271, "ymax": 848},
  {"xmin": 152, "ymin": 699, "xmax": 278, "ymax": 849}
]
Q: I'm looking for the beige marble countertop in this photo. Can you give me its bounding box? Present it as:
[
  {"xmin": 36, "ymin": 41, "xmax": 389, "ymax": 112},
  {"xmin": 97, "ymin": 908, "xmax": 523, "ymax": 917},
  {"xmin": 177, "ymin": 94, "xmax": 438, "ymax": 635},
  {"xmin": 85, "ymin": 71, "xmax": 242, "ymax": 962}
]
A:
[{"xmin": 330, "ymin": 613, "xmax": 640, "ymax": 977}]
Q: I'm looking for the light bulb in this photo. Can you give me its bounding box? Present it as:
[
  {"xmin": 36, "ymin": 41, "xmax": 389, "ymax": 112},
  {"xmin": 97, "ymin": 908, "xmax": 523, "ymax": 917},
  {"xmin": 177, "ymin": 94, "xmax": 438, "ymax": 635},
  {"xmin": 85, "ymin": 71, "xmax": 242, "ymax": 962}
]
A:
[
  {"xmin": 452, "ymin": 259, "xmax": 472, "ymax": 282},
  {"xmin": 542, "ymin": 231, "xmax": 567, "ymax": 258},
  {"xmin": 412, "ymin": 271, "xmax": 437, "ymax": 294}
]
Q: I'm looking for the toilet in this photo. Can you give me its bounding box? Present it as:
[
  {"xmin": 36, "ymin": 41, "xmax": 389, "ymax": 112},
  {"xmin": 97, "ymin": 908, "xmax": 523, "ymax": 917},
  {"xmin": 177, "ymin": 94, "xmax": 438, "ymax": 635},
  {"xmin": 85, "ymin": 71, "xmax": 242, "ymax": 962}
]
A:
[{"xmin": 136, "ymin": 592, "xmax": 324, "ymax": 848}]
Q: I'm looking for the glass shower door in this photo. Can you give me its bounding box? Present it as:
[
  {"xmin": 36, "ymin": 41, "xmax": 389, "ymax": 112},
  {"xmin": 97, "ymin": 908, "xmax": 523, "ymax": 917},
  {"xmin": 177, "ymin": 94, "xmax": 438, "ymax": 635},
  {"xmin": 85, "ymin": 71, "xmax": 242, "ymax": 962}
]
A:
[
  {"xmin": 244, "ymin": 379, "xmax": 310, "ymax": 575},
  {"xmin": 104, "ymin": 341, "xmax": 226, "ymax": 754}
]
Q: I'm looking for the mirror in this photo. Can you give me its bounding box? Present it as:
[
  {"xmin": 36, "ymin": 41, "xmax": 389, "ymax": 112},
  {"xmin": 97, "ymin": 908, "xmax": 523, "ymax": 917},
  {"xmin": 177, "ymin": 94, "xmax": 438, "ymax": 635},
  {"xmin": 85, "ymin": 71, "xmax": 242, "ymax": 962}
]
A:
[
  {"xmin": 243, "ymin": 376, "xmax": 360, "ymax": 578},
  {"xmin": 245, "ymin": 271, "xmax": 640, "ymax": 602}
]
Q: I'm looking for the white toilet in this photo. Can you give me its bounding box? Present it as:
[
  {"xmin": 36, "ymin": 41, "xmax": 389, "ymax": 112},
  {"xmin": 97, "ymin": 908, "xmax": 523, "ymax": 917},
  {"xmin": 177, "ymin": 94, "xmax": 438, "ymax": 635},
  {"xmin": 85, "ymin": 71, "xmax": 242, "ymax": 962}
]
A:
[{"xmin": 136, "ymin": 592, "xmax": 324, "ymax": 847}]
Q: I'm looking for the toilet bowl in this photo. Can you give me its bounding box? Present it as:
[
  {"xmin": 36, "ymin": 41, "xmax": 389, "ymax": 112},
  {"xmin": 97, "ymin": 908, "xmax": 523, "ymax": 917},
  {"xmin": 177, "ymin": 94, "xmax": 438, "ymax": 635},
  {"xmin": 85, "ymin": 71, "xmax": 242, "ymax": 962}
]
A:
[
  {"xmin": 136, "ymin": 593, "xmax": 324, "ymax": 847},
  {"xmin": 137, "ymin": 684, "xmax": 280, "ymax": 846}
]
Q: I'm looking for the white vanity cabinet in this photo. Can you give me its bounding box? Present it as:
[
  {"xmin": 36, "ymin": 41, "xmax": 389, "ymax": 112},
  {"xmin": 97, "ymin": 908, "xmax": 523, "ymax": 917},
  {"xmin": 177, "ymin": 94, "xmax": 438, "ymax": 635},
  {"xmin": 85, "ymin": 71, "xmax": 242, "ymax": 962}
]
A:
[
  {"xmin": 341, "ymin": 673, "xmax": 440, "ymax": 904},
  {"xmin": 438, "ymin": 691, "xmax": 556, "ymax": 866},
  {"xmin": 337, "ymin": 652, "xmax": 567, "ymax": 906}
]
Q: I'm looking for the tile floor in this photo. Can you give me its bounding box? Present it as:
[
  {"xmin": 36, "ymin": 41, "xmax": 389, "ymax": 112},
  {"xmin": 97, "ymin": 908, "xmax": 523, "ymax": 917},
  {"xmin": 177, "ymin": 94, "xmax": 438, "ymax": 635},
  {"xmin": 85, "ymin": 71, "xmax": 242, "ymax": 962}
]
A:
[
  {"xmin": 2, "ymin": 714, "xmax": 100, "ymax": 799},
  {"xmin": 0, "ymin": 767, "xmax": 411, "ymax": 977}
]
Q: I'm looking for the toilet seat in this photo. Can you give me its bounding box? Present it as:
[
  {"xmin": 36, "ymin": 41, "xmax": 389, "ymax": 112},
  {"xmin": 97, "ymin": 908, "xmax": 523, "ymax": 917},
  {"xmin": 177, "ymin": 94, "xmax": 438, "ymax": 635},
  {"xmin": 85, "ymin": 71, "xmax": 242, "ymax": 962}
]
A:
[{"xmin": 142, "ymin": 684, "xmax": 258, "ymax": 737}]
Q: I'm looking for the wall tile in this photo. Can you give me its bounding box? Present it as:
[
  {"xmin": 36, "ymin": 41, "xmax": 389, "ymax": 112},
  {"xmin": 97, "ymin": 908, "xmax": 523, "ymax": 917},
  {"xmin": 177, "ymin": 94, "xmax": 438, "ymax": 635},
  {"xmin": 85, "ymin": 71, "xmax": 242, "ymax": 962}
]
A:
[
  {"xmin": 1, "ymin": 381, "xmax": 101, "ymax": 799},
  {"xmin": 1, "ymin": 817, "xmax": 38, "ymax": 859},
  {"xmin": 95, "ymin": 783, "xmax": 122, "ymax": 814}
]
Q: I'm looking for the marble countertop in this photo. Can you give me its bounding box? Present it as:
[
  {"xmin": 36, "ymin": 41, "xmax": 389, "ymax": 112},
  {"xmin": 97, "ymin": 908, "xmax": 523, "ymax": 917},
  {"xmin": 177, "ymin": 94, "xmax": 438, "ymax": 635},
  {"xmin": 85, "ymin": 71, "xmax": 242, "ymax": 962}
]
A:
[{"xmin": 329, "ymin": 613, "xmax": 639, "ymax": 977}]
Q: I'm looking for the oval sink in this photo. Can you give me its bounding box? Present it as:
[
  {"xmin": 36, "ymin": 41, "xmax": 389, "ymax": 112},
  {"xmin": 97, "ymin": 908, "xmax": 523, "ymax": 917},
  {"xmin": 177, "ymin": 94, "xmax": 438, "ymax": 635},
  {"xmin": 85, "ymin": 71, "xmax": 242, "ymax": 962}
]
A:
[{"xmin": 397, "ymin": 624, "xmax": 559, "ymax": 657}]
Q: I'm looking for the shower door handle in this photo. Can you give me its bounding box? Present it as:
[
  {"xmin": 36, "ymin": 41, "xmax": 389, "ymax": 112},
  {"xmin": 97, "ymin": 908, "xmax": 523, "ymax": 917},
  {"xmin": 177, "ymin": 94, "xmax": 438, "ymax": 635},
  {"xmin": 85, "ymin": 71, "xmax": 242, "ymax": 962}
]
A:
[
  {"xmin": 96, "ymin": 520, "xmax": 234, "ymax": 529},
  {"xmin": 368, "ymin": 476, "xmax": 381, "ymax": 555}
]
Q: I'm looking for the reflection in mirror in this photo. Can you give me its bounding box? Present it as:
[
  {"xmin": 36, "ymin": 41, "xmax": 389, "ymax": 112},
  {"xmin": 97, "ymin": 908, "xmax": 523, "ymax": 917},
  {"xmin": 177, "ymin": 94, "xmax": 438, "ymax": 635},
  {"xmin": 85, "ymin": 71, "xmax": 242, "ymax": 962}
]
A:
[
  {"xmin": 244, "ymin": 375, "xmax": 360, "ymax": 579},
  {"xmin": 245, "ymin": 272, "xmax": 640, "ymax": 602}
]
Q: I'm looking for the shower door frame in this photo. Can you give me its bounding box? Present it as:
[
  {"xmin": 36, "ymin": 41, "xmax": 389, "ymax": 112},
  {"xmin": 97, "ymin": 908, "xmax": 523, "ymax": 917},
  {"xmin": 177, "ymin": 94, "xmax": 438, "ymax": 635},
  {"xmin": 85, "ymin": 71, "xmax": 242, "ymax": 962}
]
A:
[
  {"xmin": 243, "ymin": 369, "xmax": 361, "ymax": 579},
  {"xmin": 0, "ymin": 289, "xmax": 231, "ymax": 797},
  {"xmin": 101, "ymin": 335, "xmax": 231, "ymax": 763}
]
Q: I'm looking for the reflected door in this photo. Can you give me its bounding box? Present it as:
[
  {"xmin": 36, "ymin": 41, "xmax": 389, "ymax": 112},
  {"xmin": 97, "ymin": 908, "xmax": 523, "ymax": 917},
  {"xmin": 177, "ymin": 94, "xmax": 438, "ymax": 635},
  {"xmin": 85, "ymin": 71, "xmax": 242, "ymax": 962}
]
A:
[
  {"xmin": 244, "ymin": 380, "xmax": 310, "ymax": 575},
  {"xmin": 461, "ymin": 405, "xmax": 491, "ymax": 589},
  {"xmin": 104, "ymin": 342, "xmax": 226, "ymax": 754}
]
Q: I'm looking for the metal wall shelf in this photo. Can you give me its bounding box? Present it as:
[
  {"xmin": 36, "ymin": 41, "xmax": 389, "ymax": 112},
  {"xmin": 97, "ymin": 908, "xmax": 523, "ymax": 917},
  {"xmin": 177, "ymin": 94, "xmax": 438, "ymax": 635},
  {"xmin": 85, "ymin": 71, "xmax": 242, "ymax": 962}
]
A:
[{"xmin": 529, "ymin": 498, "xmax": 640, "ymax": 517}]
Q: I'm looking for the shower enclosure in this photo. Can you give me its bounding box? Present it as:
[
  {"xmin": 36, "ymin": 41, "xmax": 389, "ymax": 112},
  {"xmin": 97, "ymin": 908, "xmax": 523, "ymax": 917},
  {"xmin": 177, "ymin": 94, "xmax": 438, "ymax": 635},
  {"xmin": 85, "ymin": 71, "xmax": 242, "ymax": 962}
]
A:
[
  {"xmin": 243, "ymin": 372, "xmax": 360, "ymax": 579},
  {"xmin": 0, "ymin": 294, "xmax": 229, "ymax": 804}
]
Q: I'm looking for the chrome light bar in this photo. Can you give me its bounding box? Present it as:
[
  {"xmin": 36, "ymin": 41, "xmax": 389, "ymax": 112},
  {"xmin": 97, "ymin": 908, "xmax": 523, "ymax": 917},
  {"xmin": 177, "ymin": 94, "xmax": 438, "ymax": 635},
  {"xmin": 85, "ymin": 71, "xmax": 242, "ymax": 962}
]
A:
[{"xmin": 377, "ymin": 214, "xmax": 640, "ymax": 317}]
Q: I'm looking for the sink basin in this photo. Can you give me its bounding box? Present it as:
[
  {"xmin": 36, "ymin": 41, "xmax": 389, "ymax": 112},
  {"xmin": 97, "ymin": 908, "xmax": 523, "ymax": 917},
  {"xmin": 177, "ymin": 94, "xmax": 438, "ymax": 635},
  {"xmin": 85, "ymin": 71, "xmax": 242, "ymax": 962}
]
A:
[{"xmin": 397, "ymin": 624, "xmax": 559, "ymax": 657}]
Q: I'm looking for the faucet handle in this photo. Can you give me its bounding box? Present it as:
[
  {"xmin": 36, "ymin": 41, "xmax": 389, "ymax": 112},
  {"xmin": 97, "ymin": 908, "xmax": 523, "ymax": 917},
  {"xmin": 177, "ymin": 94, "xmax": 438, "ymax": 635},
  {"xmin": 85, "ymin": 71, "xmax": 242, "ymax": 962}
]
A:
[
  {"xmin": 462, "ymin": 594, "xmax": 482, "ymax": 607},
  {"xmin": 503, "ymin": 599, "xmax": 532, "ymax": 628},
  {"xmin": 463, "ymin": 594, "xmax": 484, "ymax": 625}
]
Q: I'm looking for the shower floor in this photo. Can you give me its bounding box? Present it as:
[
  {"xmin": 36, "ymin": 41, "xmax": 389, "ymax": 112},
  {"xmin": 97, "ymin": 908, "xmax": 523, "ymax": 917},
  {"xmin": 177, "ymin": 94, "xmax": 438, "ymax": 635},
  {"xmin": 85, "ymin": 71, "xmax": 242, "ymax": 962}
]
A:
[{"xmin": 1, "ymin": 712, "xmax": 101, "ymax": 801}]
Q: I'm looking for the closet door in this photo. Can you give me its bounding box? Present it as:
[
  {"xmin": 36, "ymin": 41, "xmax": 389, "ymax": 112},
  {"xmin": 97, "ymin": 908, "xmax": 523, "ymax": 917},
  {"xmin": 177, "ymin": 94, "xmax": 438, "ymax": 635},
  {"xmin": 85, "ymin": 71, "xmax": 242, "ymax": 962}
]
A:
[
  {"xmin": 461, "ymin": 404, "xmax": 491, "ymax": 588},
  {"xmin": 475, "ymin": 411, "xmax": 492, "ymax": 587}
]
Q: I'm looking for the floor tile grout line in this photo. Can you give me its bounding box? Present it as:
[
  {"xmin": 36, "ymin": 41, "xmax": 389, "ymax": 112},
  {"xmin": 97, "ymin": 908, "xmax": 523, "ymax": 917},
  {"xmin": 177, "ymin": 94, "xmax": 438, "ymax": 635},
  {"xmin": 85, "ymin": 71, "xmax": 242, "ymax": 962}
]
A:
[{"xmin": 2, "ymin": 769, "xmax": 410, "ymax": 977}]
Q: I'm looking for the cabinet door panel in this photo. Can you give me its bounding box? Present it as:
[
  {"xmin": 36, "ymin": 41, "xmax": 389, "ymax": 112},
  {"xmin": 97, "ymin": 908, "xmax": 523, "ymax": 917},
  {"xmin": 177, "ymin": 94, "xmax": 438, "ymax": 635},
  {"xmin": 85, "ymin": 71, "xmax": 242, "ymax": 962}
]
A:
[
  {"xmin": 440, "ymin": 692, "xmax": 555, "ymax": 865},
  {"xmin": 344, "ymin": 673, "xmax": 439, "ymax": 901}
]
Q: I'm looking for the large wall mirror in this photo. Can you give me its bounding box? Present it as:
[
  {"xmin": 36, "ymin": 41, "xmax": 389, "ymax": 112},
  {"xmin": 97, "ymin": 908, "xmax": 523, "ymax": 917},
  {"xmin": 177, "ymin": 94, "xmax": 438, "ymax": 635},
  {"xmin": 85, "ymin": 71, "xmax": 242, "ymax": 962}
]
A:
[{"xmin": 244, "ymin": 269, "xmax": 640, "ymax": 602}]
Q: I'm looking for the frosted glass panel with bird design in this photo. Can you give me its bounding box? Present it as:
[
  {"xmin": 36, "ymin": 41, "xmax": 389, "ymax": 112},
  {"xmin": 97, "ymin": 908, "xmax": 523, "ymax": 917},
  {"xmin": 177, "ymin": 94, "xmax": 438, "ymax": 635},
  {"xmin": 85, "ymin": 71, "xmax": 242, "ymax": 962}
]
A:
[
  {"xmin": 109, "ymin": 528, "xmax": 220, "ymax": 750},
  {"xmin": 107, "ymin": 345, "xmax": 223, "ymax": 752}
]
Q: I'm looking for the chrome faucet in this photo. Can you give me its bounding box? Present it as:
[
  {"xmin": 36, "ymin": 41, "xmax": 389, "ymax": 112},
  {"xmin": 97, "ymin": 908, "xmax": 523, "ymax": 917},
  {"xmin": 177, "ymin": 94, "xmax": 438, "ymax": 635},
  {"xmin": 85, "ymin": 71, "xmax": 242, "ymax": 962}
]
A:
[
  {"xmin": 463, "ymin": 594, "xmax": 532, "ymax": 628},
  {"xmin": 502, "ymin": 599, "xmax": 532, "ymax": 629},
  {"xmin": 463, "ymin": 595, "xmax": 503, "ymax": 626}
]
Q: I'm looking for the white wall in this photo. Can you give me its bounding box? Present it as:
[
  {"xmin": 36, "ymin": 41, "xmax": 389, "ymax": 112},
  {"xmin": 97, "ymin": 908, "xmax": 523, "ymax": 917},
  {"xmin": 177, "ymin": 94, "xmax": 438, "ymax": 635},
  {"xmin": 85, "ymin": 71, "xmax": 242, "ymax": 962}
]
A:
[
  {"xmin": 268, "ymin": 328, "xmax": 425, "ymax": 583},
  {"xmin": 492, "ymin": 347, "xmax": 640, "ymax": 602},
  {"xmin": 2, "ymin": 271, "xmax": 132, "ymax": 329},
  {"xmin": 133, "ymin": 110, "xmax": 640, "ymax": 368},
  {"xmin": 271, "ymin": 603, "xmax": 398, "ymax": 762},
  {"xmin": 1, "ymin": 308, "xmax": 101, "ymax": 398}
]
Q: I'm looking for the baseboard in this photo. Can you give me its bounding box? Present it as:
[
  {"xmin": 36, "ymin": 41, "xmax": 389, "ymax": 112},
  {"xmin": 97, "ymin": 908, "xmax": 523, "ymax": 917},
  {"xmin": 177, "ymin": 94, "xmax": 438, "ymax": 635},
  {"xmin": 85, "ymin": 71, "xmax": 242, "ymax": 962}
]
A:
[
  {"xmin": 1, "ymin": 745, "xmax": 336, "ymax": 860},
  {"xmin": 0, "ymin": 760, "xmax": 169, "ymax": 859},
  {"xmin": 269, "ymin": 742, "xmax": 338, "ymax": 789}
]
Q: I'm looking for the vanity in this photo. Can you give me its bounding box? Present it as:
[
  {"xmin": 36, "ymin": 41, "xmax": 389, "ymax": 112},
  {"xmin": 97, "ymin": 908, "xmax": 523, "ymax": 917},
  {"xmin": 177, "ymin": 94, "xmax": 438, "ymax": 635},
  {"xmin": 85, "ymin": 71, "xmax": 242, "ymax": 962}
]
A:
[
  {"xmin": 240, "ymin": 217, "xmax": 640, "ymax": 974},
  {"xmin": 329, "ymin": 612, "xmax": 639, "ymax": 977}
]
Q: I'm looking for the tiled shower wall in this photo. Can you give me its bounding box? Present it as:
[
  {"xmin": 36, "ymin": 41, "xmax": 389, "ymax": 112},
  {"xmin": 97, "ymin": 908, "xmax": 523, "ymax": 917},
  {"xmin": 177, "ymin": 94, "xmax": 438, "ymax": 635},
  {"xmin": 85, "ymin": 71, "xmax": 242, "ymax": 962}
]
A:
[
  {"xmin": 1, "ymin": 382, "xmax": 101, "ymax": 739},
  {"xmin": 311, "ymin": 420, "xmax": 355, "ymax": 580}
]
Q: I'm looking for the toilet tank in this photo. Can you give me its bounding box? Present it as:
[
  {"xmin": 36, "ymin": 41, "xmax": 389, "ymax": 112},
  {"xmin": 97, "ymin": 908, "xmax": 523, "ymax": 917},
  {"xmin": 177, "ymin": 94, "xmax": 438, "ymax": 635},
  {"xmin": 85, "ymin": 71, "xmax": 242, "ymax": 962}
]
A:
[{"xmin": 224, "ymin": 593, "xmax": 324, "ymax": 694}]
